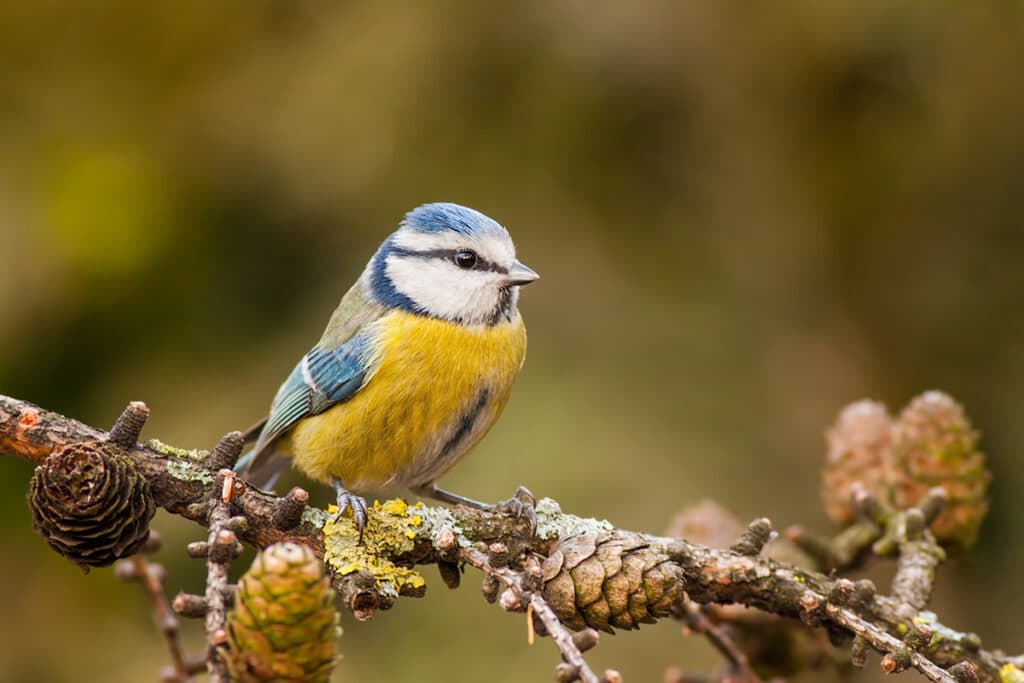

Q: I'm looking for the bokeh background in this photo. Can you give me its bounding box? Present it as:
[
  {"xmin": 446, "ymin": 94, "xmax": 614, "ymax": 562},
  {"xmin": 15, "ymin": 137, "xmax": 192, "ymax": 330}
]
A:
[{"xmin": 2, "ymin": 2, "xmax": 1023, "ymax": 681}]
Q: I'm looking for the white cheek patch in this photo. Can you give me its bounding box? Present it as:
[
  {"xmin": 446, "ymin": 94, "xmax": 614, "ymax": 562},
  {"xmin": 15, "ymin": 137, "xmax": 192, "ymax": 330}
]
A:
[{"xmin": 386, "ymin": 255, "xmax": 504, "ymax": 323}]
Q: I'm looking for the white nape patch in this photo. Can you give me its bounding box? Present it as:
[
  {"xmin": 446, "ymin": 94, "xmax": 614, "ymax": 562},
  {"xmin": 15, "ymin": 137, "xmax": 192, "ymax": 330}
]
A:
[{"xmin": 385, "ymin": 254, "xmax": 507, "ymax": 324}]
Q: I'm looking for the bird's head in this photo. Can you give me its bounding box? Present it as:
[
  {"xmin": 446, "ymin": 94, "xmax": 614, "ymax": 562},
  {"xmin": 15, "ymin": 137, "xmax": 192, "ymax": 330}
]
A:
[{"xmin": 365, "ymin": 203, "xmax": 538, "ymax": 325}]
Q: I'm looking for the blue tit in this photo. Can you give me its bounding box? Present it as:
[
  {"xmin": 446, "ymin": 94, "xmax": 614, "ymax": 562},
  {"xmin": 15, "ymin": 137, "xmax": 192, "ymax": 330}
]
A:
[{"xmin": 235, "ymin": 202, "xmax": 539, "ymax": 534}]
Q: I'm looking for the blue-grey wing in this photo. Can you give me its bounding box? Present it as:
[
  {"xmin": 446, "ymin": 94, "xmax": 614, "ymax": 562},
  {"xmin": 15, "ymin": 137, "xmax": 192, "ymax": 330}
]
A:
[{"xmin": 236, "ymin": 332, "xmax": 374, "ymax": 484}]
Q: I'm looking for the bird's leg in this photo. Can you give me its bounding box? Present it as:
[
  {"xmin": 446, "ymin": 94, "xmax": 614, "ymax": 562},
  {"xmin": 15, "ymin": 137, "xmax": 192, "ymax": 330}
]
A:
[
  {"xmin": 411, "ymin": 484, "xmax": 537, "ymax": 535},
  {"xmin": 411, "ymin": 483, "xmax": 489, "ymax": 509},
  {"xmin": 331, "ymin": 478, "xmax": 368, "ymax": 541}
]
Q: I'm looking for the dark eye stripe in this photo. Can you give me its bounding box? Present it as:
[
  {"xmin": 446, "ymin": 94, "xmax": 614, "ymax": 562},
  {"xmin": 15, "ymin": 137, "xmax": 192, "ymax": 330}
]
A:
[{"xmin": 389, "ymin": 246, "xmax": 509, "ymax": 274}]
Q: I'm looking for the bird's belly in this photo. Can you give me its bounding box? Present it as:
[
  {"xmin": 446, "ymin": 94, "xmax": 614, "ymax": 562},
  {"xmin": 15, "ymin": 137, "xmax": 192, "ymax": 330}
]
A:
[{"xmin": 287, "ymin": 311, "xmax": 526, "ymax": 491}]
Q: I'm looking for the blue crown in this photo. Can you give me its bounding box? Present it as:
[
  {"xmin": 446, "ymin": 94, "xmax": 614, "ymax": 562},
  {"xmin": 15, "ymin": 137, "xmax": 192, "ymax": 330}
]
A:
[{"xmin": 403, "ymin": 202, "xmax": 505, "ymax": 237}]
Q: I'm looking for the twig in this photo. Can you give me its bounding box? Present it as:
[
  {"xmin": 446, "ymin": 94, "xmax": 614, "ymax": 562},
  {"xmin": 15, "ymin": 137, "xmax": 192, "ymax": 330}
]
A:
[
  {"xmin": 458, "ymin": 544, "xmax": 601, "ymax": 683},
  {"xmin": 826, "ymin": 603, "xmax": 955, "ymax": 682},
  {"xmin": 530, "ymin": 593, "xmax": 601, "ymax": 682},
  {"xmin": 118, "ymin": 553, "xmax": 193, "ymax": 682},
  {"xmin": 160, "ymin": 655, "xmax": 207, "ymax": 683},
  {"xmin": 677, "ymin": 598, "xmax": 761, "ymax": 683},
  {"xmin": 204, "ymin": 468, "xmax": 242, "ymax": 683},
  {"xmin": 890, "ymin": 493, "xmax": 948, "ymax": 614}
]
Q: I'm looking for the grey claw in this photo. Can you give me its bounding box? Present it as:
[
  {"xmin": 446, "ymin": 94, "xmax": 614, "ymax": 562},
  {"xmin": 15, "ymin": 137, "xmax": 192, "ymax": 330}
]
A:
[
  {"xmin": 521, "ymin": 504, "xmax": 538, "ymax": 536},
  {"xmin": 494, "ymin": 486, "xmax": 537, "ymax": 537},
  {"xmin": 513, "ymin": 485, "xmax": 536, "ymax": 507},
  {"xmin": 335, "ymin": 492, "xmax": 369, "ymax": 542}
]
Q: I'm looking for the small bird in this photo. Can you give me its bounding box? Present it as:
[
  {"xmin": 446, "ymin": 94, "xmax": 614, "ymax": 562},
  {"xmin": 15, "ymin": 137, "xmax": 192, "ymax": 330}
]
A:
[{"xmin": 236, "ymin": 203, "xmax": 539, "ymax": 535}]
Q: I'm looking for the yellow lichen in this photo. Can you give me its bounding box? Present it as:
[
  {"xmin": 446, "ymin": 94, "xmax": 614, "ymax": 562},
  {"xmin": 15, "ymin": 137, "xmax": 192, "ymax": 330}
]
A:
[
  {"xmin": 323, "ymin": 499, "xmax": 426, "ymax": 597},
  {"xmin": 1001, "ymin": 664, "xmax": 1024, "ymax": 683}
]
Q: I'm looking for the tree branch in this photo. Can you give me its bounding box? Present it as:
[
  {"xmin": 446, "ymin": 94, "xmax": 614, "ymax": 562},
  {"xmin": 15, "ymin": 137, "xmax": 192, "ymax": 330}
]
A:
[
  {"xmin": 0, "ymin": 393, "xmax": 1016, "ymax": 682},
  {"xmin": 203, "ymin": 471, "xmax": 240, "ymax": 683}
]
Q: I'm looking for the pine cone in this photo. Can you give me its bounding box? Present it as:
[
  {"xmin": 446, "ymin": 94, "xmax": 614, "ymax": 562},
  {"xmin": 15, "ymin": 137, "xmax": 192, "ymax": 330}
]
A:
[
  {"xmin": 542, "ymin": 531, "xmax": 685, "ymax": 633},
  {"xmin": 666, "ymin": 500, "xmax": 745, "ymax": 548},
  {"xmin": 892, "ymin": 391, "xmax": 990, "ymax": 550},
  {"xmin": 821, "ymin": 400, "xmax": 894, "ymax": 525},
  {"xmin": 226, "ymin": 542, "xmax": 339, "ymax": 683},
  {"xmin": 28, "ymin": 440, "xmax": 155, "ymax": 570}
]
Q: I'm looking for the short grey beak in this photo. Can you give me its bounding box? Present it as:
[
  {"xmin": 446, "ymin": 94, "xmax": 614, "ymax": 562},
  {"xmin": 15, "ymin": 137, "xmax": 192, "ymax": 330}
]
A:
[{"xmin": 505, "ymin": 260, "xmax": 539, "ymax": 286}]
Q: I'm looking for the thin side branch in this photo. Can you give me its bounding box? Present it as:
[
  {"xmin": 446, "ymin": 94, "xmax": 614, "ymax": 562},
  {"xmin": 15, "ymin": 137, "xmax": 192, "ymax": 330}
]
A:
[
  {"xmin": 826, "ymin": 603, "xmax": 954, "ymax": 682},
  {"xmin": 530, "ymin": 594, "xmax": 601, "ymax": 683},
  {"xmin": 677, "ymin": 598, "xmax": 761, "ymax": 683},
  {"xmin": 457, "ymin": 543, "xmax": 601, "ymax": 683},
  {"xmin": 118, "ymin": 553, "xmax": 193, "ymax": 683},
  {"xmin": 204, "ymin": 470, "xmax": 242, "ymax": 682}
]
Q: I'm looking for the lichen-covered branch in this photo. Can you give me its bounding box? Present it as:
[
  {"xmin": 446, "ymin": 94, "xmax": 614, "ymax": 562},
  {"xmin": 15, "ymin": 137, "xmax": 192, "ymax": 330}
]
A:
[
  {"xmin": 0, "ymin": 393, "xmax": 1018, "ymax": 682},
  {"xmin": 203, "ymin": 470, "xmax": 241, "ymax": 683}
]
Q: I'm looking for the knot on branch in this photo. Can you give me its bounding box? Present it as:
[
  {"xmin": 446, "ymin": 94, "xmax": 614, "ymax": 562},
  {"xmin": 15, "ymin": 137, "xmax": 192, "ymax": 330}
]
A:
[
  {"xmin": 226, "ymin": 542, "xmax": 340, "ymax": 683},
  {"xmin": 28, "ymin": 440, "xmax": 155, "ymax": 570},
  {"xmin": 542, "ymin": 531, "xmax": 685, "ymax": 633},
  {"xmin": 729, "ymin": 517, "xmax": 774, "ymax": 556}
]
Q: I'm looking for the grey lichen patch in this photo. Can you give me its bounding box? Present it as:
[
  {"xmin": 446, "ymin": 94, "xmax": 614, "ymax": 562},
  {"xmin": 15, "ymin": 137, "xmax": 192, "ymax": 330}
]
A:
[
  {"xmin": 914, "ymin": 610, "xmax": 967, "ymax": 643},
  {"xmin": 148, "ymin": 438, "xmax": 209, "ymax": 461},
  {"xmin": 301, "ymin": 505, "xmax": 331, "ymax": 530},
  {"xmin": 152, "ymin": 438, "xmax": 215, "ymax": 484},
  {"xmin": 775, "ymin": 568, "xmax": 799, "ymax": 581},
  {"xmin": 167, "ymin": 458, "xmax": 214, "ymax": 484},
  {"xmin": 416, "ymin": 504, "xmax": 469, "ymax": 546},
  {"xmin": 535, "ymin": 498, "xmax": 613, "ymax": 541}
]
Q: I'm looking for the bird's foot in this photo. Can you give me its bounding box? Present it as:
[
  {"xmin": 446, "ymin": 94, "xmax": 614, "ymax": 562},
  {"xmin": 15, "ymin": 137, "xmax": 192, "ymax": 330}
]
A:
[
  {"xmin": 332, "ymin": 478, "xmax": 368, "ymax": 542},
  {"xmin": 492, "ymin": 485, "xmax": 537, "ymax": 536}
]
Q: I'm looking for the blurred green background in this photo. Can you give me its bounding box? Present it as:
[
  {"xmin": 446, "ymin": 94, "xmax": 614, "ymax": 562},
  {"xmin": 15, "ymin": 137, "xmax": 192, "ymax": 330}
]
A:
[{"xmin": 2, "ymin": 1, "xmax": 1023, "ymax": 681}]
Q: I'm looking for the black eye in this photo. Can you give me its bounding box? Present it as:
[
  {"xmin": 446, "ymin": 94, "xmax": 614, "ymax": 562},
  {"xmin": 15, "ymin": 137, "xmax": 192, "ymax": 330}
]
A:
[{"xmin": 454, "ymin": 250, "xmax": 478, "ymax": 269}]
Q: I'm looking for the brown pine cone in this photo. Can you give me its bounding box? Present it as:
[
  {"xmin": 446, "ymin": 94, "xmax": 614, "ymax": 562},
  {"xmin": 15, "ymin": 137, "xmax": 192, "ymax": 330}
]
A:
[
  {"xmin": 28, "ymin": 440, "xmax": 155, "ymax": 570},
  {"xmin": 821, "ymin": 400, "xmax": 894, "ymax": 525},
  {"xmin": 542, "ymin": 531, "xmax": 686, "ymax": 633}
]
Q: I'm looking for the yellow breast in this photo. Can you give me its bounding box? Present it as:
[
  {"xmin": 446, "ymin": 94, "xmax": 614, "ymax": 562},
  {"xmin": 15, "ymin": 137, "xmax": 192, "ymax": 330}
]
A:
[{"xmin": 286, "ymin": 310, "xmax": 527, "ymax": 491}]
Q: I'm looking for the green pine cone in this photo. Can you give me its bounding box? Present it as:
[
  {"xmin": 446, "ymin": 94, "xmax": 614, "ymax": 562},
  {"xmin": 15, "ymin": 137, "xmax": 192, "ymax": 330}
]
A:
[
  {"xmin": 892, "ymin": 391, "xmax": 991, "ymax": 550},
  {"xmin": 226, "ymin": 542, "xmax": 340, "ymax": 683}
]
